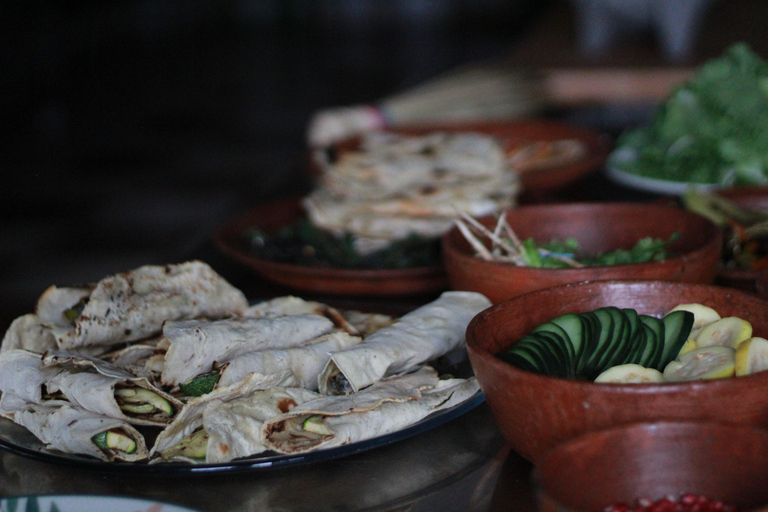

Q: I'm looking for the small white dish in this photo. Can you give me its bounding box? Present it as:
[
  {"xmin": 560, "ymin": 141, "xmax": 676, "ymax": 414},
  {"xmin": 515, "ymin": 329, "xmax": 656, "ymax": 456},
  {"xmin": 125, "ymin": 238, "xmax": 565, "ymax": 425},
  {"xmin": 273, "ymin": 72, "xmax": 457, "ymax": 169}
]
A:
[{"xmin": 0, "ymin": 495, "xmax": 202, "ymax": 512}]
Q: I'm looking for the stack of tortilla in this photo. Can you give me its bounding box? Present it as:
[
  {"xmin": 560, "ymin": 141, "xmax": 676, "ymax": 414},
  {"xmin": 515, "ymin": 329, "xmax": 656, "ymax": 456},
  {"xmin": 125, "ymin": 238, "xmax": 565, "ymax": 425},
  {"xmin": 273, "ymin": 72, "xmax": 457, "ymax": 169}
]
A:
[
  {"xmin": 0, "ymin": 261, "xmax": 488, "ymax": 464},
  {"xmin": 306, "ymin": 130, "xmax": 520, "ymax": 253}
]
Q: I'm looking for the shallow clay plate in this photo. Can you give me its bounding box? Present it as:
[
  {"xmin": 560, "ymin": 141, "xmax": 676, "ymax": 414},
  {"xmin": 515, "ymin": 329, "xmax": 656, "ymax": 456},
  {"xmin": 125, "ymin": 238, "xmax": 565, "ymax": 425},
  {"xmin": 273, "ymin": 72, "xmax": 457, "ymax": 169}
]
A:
[{"xmin": 215, "ymin": 196, "xmax": 449, "ymax": 297}]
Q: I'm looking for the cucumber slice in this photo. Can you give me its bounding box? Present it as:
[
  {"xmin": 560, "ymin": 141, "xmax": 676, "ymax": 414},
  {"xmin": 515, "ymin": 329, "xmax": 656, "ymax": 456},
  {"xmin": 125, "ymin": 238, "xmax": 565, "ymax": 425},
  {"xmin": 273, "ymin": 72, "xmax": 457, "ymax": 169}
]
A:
[
  {"xmin": 660, "ymin": 310, "xmax": 695, "ymax": 368},
  {"xmin": 622, "ymin": 308, "xmax": 646, "ymax": 365},
  {"xmin": 502, "ymin": 340, "xmax": 554, "ymax": 376},
  {"xmin": 515, "ymin": 336, "xmax": 562, "ymax": 377},
  {"xmin": 91, "ymin": 430, "xmax": 137, "ymax": 454},
  {"xmin": 637, "ymin": 323, "xmax": 660, "ymax": 369},
  {"xmin": 532, "ymin": 321, "xmax": 580, "ymax": 375},
  {"xmin": 302, "ymin": 415, "xmax": 333, "ymax": 436},
  {"xmin": 582, "ymin": 310, "xmax": 617, "ymax": 380},
  {"xmin": 530, "ymin": 331, "xmax": 574, "ymax": 378},
  {"xmin": 542, "ymin": 314, "xmax": 586, "ymax": 373},
  {"xmin": 600, "ymin": 307, "xmax": 633, "ymax": 371},
  {"xmin": 639, "ymin": 315, "xmax": 665, "ymax": 371},
  {"xmin": 498, "ymin": 350, "xmax": 539, "ymax": 374}
]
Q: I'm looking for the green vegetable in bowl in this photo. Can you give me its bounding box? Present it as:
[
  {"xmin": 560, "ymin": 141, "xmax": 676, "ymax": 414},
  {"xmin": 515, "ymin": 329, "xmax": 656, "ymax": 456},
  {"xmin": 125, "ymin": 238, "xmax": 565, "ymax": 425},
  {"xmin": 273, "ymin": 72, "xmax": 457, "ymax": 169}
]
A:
[{"xmin": 609, "ymin": 43, "xmax": 768, "ymax": 186}]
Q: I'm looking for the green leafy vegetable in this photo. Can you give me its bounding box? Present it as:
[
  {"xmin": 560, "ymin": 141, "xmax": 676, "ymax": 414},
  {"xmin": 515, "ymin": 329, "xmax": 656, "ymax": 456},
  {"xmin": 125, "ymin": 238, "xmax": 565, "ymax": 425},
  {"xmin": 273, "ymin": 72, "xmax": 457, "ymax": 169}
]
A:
[
  {"xmin": 609, "ymin": 43, "xmax": 768, "ymax": 186},
  {"xmin": 245, "ymin": 220, "xmax": 441, "ymax": 269}
]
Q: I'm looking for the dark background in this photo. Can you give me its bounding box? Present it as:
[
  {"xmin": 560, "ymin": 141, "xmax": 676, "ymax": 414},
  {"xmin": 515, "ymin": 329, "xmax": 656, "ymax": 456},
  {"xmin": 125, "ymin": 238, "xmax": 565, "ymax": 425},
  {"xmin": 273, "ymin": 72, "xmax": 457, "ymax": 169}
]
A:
[{"xmin": 2, "ymin": 0, "xmax": 766, "ymax": 330}]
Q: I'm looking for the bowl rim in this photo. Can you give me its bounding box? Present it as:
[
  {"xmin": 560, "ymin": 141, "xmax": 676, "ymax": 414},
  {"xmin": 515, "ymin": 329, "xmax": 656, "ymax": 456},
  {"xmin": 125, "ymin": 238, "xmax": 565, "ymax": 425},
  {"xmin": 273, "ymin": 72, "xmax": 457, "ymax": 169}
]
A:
[
  {"xmin": 465, "ymin": 278, "xmax": 768, "ymax": 392},
  {"xmin": 443, "ymin": 201, "xmax": 722, "ymax": 274}
]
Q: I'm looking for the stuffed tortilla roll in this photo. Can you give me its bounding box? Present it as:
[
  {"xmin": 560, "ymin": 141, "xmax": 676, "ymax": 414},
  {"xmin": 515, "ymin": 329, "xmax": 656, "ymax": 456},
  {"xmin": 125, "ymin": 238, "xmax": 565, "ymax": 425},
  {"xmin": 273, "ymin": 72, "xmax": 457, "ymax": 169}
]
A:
[
  {"xmin": 42, "ymin": 350, "xmax": 183, "ymax": 426},
  {"xmin": 160, "ymin": 314, "xmax": 337, "ymax": 388},
  {"xmin": 0, "ymin": 349, "xmax": 64, "ymax": 404},
  {"xmin": 261, "ymin": 366, "xmax": 480, "ymax": 455},
  {"xmin": 1, "ymin": 314, "xmax": 58, "ymax": 354},
  {"xmin": 150, "ymin": 373, "xmax": 320, "ymax": 463},
  {"xmin": 13, "ymin": 403, "xmax": 149, "ymax": 462},
  {"xmin": 318, "ymin": 291, "xmax": 490, "ymax": 395},
  {"xmin": 35, "ymin": 261, "xmax": 249, "ymax": 350},
  {"xmin": 208, "ymin": 332, "xmax": 363, "ymax": 393}
]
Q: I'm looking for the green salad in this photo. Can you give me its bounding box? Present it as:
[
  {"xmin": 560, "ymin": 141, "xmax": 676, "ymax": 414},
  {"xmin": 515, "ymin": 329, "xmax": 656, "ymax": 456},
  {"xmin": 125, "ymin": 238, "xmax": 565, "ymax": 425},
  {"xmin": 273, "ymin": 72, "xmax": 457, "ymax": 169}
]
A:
[{"xmin": 609, "ymin": 43, "xmax": 768, "ymax": 186}]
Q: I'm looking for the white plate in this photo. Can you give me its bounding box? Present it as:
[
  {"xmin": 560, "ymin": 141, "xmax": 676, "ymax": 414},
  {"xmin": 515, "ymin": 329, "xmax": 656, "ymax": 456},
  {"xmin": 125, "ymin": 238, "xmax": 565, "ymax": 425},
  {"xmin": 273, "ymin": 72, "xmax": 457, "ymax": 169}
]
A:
[
  {"xmin": 604, "ymin": 164, "xmax": 725, "ymax": 195},
  {"xmin": 0, "ymin": 495, "xmax": 202, "ymax": 512}
]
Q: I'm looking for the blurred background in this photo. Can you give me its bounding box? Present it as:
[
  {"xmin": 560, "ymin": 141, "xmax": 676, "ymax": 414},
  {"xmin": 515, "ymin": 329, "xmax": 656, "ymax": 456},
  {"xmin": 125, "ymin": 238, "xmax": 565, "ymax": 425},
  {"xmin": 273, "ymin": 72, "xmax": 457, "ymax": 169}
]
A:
[{"xmin": 2, "ymin": 0, "xmax": 766, "ymax": 329}]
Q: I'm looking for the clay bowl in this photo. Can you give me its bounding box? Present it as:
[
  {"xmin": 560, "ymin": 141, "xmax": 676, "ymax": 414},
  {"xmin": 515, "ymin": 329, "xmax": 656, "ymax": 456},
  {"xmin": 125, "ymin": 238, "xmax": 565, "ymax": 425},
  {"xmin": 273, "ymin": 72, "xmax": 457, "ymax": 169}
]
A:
[
  {"xmin": 465, "ymin": 279, "xmax": 768, "ymax": 462},
  {"xmin": 442, "ymin": 202, "xmax": 722, "ymax": 303},
  {"xmin": 215, "ymin": 196, "xmax": 449, "ymax": 297},
  {"xmin": 534, "ymin": 422, "xmax": 768, "ymax": 512},
  {"xmin": 715, "ymin": 186, "xmax": 768, "ymax": 293}
]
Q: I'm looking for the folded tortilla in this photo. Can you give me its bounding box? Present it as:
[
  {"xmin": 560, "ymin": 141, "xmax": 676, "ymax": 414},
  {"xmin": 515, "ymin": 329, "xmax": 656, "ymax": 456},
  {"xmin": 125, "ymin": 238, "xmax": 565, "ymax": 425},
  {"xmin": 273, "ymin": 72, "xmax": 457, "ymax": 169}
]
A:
[
  {"xmin": 41, "ymin": 350, "xmax": 183, "ymax": 426},
  {"xmin": 150, "ymin": 373, "xmax": 320, "ymax": 463},
  {"xmin": 319, "ymin": 291, "xmax": 491, "ymax": 394},
  {"xmin": 0, "ymin": 349, "xmax": 64, "ymax": 404},
  {"xmin": 161, "ymin": 314, "xmax": 337, "ymax": 387},
  {"xmin": 13, "ymin": 403, "xmax": 149, "ymax": 462},
  {"xmin": 216, "ymin": 332, "xmax": 363, "ymax": 390},
  {"xmin": 261, "ymin": 367, "xmax": 480, "ymax": 455},
  {"xmin": 1, "ymin": 314, "xmax": 58, "ymax": 354},
  {"xmin": 35, "ymin": 261, "xmax": 249, "ymax": 350}
]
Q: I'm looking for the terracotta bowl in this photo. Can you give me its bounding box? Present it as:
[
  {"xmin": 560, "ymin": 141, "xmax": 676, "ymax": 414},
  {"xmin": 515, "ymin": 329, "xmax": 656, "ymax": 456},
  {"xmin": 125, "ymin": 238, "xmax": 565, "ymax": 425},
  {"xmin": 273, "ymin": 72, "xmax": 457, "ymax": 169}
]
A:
[
  {"xmin": 465, "ymin": 279, "xmax": 768, "ymax": 462},
  {"xmin": 442, "ymin": 202, "xmax": 722, "ymax": 303},
  {"xmin": 215, "ymin": 196, "xmax": 449, "ymax": 297},
  {"xmin": 534, "ymin": 422, "xmax": 768, "ymax": 512},
  {"xmin": 715, "ymin": 186, "xmax": 768, "ymax": 293}
]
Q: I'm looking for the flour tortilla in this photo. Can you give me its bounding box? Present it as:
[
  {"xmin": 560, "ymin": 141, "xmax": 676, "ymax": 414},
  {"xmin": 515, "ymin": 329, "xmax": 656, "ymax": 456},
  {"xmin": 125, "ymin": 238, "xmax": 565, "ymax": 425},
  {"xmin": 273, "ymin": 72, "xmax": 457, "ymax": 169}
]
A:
[
  {"xmin": 13, "ymin": 403, "xmax": 149, "ymax": 462},
  {"xmin": 160, "ymin": 314, "xmax": 337, "ymax": 387},
  {"xmin": 319, "ymin": 291, "xmax": 490, "ymax": 394},
  {"xmin": 0, "ymin": 349, "xmax": 63, "ymax": 404},
  {"xmin": 217, "ymin": 332, "xmax": 363, "ymax": 390},
  {"xmin": 244, "ymin": 296, "xmax": 357, "ymax": 334},
  {"xmin": 150, "ymin": 373, "xmax": 320, "ymax": 463},
  {"xmin": 261, "ymin": 367, "xmax": 480, "ymax": 454},
  {"xmin": 36, "ymin": 261, "xmax": 249, "ymax": 350},
  {"xmin": 1, "ymin": 314, "xmax": 58, "ymax": 354}
]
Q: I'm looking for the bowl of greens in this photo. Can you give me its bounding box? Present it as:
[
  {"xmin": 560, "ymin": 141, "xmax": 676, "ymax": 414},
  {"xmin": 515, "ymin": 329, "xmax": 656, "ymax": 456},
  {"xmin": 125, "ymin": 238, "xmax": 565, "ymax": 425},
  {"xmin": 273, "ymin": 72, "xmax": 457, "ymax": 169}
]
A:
[
  {"xmin": 606, "ymin": 43, "xmax": 768, "ymax": 194},
  {"xmin": 441, "ymin": 202, "xmax": 722, "ymax": 303},
  {"xmin": 215, "ymin": 196, "xmax": 450, "ymax": 297}
]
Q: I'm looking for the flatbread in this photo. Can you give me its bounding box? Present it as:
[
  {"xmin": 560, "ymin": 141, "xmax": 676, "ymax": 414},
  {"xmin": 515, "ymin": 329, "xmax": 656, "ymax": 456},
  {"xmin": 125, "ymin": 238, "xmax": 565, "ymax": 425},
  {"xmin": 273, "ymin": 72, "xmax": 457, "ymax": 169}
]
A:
[
  {"xmin": 36, "ymin": 261, "xmax": 249, "ymax": 349},
  {"xmin": 318, "ymin": 291, "xmax": 490, "ymax": 394}
]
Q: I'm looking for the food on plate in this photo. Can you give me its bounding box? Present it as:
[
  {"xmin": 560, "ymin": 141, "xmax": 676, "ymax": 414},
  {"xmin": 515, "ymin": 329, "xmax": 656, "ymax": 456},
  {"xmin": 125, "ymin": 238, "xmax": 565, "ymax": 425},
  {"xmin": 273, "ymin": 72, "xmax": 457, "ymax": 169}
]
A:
[
  {"xmin": 305, "ymin": 130, "xmax": 520, "ymax": 256},
  {"xmin": 455, "ymin": 211, "xmax": 678, "ymax": 268},
  {"xmin": 682, "ymin": 188, "xmax": 768, "ymax": 272},
  {"xmin": 28, "ymin": 261, "xmax": 249, "ymax": 351},
  {"xmin": 12, "ymin": 404, "xmax": 150, "ymax": 462},
  {"xmin": 608, "ymin": 43, "xmax": 768, "ymax": 186},
  {"xmin": 262, "ymin": 366, "xmax": 479, "ymax": 455},
  {"xmin": 497, "ymin": 302, "xmax": 764, "ymax": 383},
  {"xmin": 318, "ymin": 291, "xmax": 491, "ymax": 395},
  {"xmin": 0, "ymin": 262, "xmax": 485, "ymax": 464}
]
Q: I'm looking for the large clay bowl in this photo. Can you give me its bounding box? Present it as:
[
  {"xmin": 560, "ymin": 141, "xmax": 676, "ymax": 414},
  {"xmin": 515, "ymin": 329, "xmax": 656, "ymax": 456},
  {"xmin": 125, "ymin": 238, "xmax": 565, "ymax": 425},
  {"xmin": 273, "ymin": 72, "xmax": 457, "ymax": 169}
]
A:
[
  {"xmin": 465, "ymin": 279, "xmax": 768, "ymax": 462},
  {"xmin": 534, "ymin": 422, "xmax": 768, "ymax": 512},
  {"xmin": 443, "ymin": 202, "xmax": 722, "ymax": 303}
]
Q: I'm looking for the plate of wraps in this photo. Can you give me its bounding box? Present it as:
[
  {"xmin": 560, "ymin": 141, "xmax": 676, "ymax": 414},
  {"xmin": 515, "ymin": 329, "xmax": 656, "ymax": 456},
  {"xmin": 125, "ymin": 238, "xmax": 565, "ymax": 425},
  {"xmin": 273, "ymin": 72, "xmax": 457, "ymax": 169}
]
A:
[{"xmin": 0, "ymin": 261, "xmax": 487, "ymax": 473}]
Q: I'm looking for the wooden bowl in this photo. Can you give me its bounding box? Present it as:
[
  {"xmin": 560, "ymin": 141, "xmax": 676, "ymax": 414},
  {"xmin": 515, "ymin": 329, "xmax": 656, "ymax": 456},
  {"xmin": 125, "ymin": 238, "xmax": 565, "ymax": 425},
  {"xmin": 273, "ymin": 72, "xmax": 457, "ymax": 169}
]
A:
[
  {"xmin": 715, "ymin": 186, "xmax": 768, "ymax": 293},
  {"xmin": 534, "ymin": 422, "xmax": 768, "ymax": 512},
  {"xmin": 214, "ymin": 196, "xmax": 449, "ymax": 297},
  {"xmin": 442, "ymin": 202, "xmax": 722, "ymax": 303},
  {"xmin": 322, "ymin": 120, "xmax": 612, "ymax": 195},
  {"xmin": 465, "ymin": 279, "xmax": 768, "ymax": 462}
]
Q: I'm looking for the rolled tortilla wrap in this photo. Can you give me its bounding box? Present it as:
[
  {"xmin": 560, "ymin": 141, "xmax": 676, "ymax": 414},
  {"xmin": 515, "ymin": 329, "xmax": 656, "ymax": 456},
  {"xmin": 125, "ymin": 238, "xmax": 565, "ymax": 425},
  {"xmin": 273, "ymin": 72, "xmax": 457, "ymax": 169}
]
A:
[
  {"xmin": 244, "ymin": 296, "xmax": 358, "ymax": 335},
  {"xmin": 319, "ymin": 291, "xmax": 490, "ymax": 394},
  {"xmin": 37, "ymin": 261, "xmax": 249, "ymax": 350},
  {"xmin": 161, "ymin": 314, "xmax": 336, "ymax": 387},
  {"xmin": 0, "ymin": 349, "xmax": 63, "ymax": 404},
  {"xmin": 14, "ymin": 403, "xmax": 149, "ymax": 462},
  {"xmin": 1, "ymin": 314, "xmax": 58, "ymax": 354},
  {"xmin": 150, "ymin": 373, "xmax": 320, "ymax": 463},
  {"xmin": 42, "ymin": 350, "xmax": 183, "ymax": 426},
  {"xmin": 261, "ymin": 367, "xmax": 480, "ymax": 454},
  {"xmin": 216, "ymin": 332, "xmax": 363, "ymax": 391}
]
